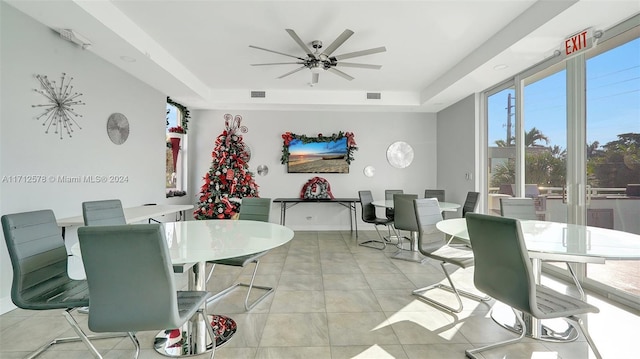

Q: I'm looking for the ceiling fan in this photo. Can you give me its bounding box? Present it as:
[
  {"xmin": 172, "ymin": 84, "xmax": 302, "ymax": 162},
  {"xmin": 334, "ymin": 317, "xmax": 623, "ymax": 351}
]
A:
[{"xmin": 249, "ymin": 29, "xmax": 386, "ymax": 85}]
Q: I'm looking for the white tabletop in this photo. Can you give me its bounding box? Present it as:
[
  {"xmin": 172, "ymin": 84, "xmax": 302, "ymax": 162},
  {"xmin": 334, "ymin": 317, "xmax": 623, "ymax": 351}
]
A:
[
  {"xmin": 372, "ymin": 199, "xmax": 460, "ymax": 212},
  {"xmin": 72, "ymin": 219, "xmax": 295, "ymax": 265},
  {"xmin": 164, "ymin": 220, "xmax": 294, "ymax": 265},
  {"xmin": 57, "ymin": 204, "xmax": 194, "ymax": 227},
  {"xmin": 437, "ymin": 218, "xmax": 640, "ymax": 262}
]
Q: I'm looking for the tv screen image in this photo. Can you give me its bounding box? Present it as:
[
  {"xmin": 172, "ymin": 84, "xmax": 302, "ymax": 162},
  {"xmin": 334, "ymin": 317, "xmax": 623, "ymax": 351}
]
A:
[{"xmin": 287, "ymin": 137, "xmax": 349, "ymax": 173}]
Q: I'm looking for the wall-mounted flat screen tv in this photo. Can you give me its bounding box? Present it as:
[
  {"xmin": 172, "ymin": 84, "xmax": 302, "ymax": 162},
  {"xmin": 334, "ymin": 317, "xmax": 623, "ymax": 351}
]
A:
[{"xmin": 287, "ymin": 137, "xmax": 349, "ymax": 173}]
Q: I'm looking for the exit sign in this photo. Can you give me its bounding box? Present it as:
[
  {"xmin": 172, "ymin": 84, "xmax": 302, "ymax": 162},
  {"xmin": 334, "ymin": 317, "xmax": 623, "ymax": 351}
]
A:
[{"xmin": 564, "ymin": 28, "xmax": 593, "ymax": 58}]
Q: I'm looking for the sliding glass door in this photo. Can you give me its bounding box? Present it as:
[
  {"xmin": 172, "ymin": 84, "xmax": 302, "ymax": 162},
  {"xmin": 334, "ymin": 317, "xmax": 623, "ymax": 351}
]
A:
[
  {"xmin": 483, "ymin": 18, "xmax": 639, "ymax": 306},
  {"xmin": 583, "ymin": 36, "xmax": 640, "ymax": 298}
]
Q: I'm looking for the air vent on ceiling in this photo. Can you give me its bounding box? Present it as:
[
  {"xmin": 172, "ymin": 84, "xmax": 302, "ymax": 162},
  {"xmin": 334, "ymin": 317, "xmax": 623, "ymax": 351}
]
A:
[
  {"xmin": 367, "ymin": 92, "xmax": 381, "ymax": 100},
  {"xmin": 251, "ymin": 91, "xmax": 266, "ymax": 98}
]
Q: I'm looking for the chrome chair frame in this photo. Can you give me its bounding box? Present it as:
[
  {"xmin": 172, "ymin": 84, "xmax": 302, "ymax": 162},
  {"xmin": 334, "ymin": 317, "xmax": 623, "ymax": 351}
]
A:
[{"xmin": 411, "ymin": 198, "xmax": 489, "ymax": 313}]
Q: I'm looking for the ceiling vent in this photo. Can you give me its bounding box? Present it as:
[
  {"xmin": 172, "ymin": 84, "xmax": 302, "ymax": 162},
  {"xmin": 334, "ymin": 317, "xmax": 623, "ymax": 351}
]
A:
[
  {"xmin": 251, "ymin": 91, "xmax": 266, "ymax": 98},
  {"xmin": 367, "ymin": 92, "xmax": 381, "ymax": 100}
]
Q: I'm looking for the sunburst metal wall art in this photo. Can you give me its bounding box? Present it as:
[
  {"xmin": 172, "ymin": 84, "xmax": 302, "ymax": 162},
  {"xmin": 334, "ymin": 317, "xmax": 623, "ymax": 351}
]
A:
[{"xmin": 32, "ymin": 73, "xmax": 85, "ymax": 139}]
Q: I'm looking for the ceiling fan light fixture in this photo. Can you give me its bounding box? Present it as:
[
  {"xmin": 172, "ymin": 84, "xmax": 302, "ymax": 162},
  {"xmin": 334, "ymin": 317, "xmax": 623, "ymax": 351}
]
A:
[
  {"xmin": 250, "ymin": 28, "xmax": 386, "ymax": 84},
  {"xmin": 310, "ymin": 62, "xmax": 322, "ymax": 74}
]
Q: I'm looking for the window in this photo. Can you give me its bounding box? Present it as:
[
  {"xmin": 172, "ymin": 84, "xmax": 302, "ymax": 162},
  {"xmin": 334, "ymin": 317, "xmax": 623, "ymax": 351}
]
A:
[
  {"xmin": 166, "ymin": 99, "xmax": 189, "ymax": 197},
  {"xmin": 482, "ymin": 19, "xmax": 640, "ymax": 306}
]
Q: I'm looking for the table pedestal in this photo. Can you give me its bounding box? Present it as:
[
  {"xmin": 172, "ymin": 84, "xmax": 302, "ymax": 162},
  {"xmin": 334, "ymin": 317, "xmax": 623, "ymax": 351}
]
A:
[
  {"xmin": 153, "ymin": 262, "xmax": 237, "ymax": 357},
  {"xmin": 391, "ymin": 231, "xmax": 426, "ymax": 263}
]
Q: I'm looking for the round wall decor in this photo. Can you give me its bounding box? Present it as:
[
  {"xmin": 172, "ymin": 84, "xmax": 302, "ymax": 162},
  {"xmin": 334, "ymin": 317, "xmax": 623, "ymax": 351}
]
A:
[
  {"xmin": 257, "ymin": 165, "xmax": 269, "ymax": 176},
  {"xmin": 386, "ymin": 141, "xmax": 414, "ymax": 168},
  {"xmin": 107, "ymin": 113, "xmax": 130, "ymax": 145},
  {"xmin": 363, "ymin": 165, "xmax": 376, "ymax": 177}
]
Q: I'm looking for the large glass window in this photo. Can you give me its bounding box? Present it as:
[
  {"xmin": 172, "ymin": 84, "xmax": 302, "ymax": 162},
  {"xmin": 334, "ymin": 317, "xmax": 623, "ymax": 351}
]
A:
[
  {"xmin": 483, "ymin": 22, "xmax": 639, "ymax": 306},
  {"xmin": 486, "ymin": 86, "xmax": 516, "ymax": 215},
  {"xmin": 522, "ymin": 65, "xmax": 567, "ymax": 222},
  {"xmin": 584, "ymin": 37, "xmax": 640, "ymax": 296}
]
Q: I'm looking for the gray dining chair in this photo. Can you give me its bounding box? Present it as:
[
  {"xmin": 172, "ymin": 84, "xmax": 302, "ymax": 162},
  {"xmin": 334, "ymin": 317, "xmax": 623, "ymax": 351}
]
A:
[
  {"xmin": 424, "ymin": 189, "xmax": 445, "ymax": 202},
  {"xmin": 82, "ymin": 199, "xmax": 126, "ymax": 226},
  {"xmin": 78, "ymin": 223, "xmax": 216, "ymax": 359},
  {"xmin": 500, "ymin": 197, "xmax": 585, "ymax": 299},
  {"xmin": 206, "ymin": 197, "xmax": 275, "ymax": 310},
  {"xmin": 1, "ymin": 209, "xmax": 126, "ymax": 359},
  {"xmin": 464, "ymin": 213, "xmax": 602, "ymax": 359},
  {"xmin": 357, "ymin": 190, "xmax": 394, "ymax": 250},
  {"xmin": 384, "ymin": 189, "xmax": 403, "ymax": 220},
  {"xmin": 392, "ymin": 193, "xmax": 419, "ymax": 255},
  {"xmin": 412, "ymin": 198, "xmax": 490, "ymax": 313},
  {"xmin": 462, "ymin": 191, "xmax": 480, "ymax": 217}
]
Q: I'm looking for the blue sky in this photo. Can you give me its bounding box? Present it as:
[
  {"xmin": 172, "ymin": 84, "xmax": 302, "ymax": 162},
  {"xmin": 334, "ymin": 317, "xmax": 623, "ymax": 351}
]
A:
[
  {"xmin": 289, "ymin": 137, "xmax": 348, "ymax": 156},
  {"xmin": 488, "ymin": 37, "xmax": 639, "ymax": 149}
]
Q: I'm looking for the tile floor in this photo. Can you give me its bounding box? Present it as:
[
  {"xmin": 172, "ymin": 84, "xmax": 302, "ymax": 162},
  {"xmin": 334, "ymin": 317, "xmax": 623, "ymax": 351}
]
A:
[{"xmin": 0, "ymin": 230, "xmax": 638, "ymax": 358}]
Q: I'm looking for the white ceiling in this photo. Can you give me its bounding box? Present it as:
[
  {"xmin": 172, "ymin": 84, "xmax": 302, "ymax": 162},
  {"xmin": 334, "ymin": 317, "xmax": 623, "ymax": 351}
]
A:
[{"xmin": 6, "ymin": 0, "xmax": 639, "ymax": 112}]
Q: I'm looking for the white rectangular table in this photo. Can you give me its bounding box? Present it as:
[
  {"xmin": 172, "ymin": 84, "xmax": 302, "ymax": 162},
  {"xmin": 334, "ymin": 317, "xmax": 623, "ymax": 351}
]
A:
[{"xmin": 57, "ymin": 204, "xmax": 194, "ymax": 238}]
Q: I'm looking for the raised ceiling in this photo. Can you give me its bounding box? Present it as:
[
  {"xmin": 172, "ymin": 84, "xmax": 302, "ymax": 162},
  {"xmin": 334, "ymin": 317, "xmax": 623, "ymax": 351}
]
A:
[{"xmin": 6, "ymin": 0, "xmax": 639, "ymax": 112}]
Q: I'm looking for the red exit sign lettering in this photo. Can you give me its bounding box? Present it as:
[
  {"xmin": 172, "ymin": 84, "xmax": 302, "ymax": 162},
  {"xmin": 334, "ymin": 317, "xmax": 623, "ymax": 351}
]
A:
[{"xmin": 564, "ymin": 28, "xmax": 593, "ymax": 57}]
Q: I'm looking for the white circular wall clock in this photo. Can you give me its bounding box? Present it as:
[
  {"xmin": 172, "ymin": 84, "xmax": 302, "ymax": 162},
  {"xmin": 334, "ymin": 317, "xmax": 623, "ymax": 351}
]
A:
[
  {"xmin": 107, "ymin": 113, "xmax": 130, "ymax": 145},
  {"xmin": 386, "ymin": 141, "xmax": 414, "ymax": 168},
  {"xmin": 32, "ymin": 73, "xmax": 85, "ymax": 140}
]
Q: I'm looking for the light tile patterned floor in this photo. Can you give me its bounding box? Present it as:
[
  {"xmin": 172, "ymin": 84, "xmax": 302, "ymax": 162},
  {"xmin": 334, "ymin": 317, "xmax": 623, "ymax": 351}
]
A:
[{"xmin": 0, "ymin": 230, "xmax": 637, "ymax": 358}]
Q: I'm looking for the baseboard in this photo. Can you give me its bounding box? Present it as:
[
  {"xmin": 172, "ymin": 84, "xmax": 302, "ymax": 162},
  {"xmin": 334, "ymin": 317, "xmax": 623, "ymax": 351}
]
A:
[{"xmin": 0, "ymin": 295, "xmax": 16, "ymax": 315}]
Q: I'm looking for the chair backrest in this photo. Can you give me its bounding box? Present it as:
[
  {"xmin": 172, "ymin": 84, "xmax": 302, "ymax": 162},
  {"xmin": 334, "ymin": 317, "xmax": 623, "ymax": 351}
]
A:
[
  {"xmin": 462, "ymin": 191, "xmax": 480, "ymax": 217},
  {"xmin": 424, "ymin": 189, "xmax": 445, "ymax": 202},
  {"xmin": 465, "ymin": 213, "xmax": 535, "ymax": 315},
  {"xmin": 500, "ymin": 197, "xmax": 537, "ymax": 220},
  {"xmin": 1, "ymin": 210, "xmax": 86, "ymax": 309},
  {"xmin": 358, "ymin": 190, "xmax": 378, "ymax": 221},
  {"xmin": 82, "ymin": 199, "xmax": 125, "ymax": 226},
  {"xmin": 78, "ymin": 223, "xmax": 184, "ymax": 332},
  {"xmin": 384, "ymin": 190, "xmax": 403, "ymax": 217},
  {"xmin": 413, "ymin": 198, "xmax": 444, "ymax": 254},
  {"xmin": 392, "ymin": 194, "xmax": 419, "ymax": 231},
  {"xmin": 239, "ymin": 197, "xmax": 271, "ymax": 222}
]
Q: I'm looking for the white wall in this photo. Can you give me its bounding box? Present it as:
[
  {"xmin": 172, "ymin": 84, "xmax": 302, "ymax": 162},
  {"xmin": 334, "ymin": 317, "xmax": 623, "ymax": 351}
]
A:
[
  {"xmin": 436, "ymin": 94, "xmax": 480, "ymax": 213},
  {"xmin": 0, "ymin": 3, "xmax": 167, "ymax": 314},
  {"xmin": 190, "ymin": 110, "xmax": 437, "ymax": 229}
]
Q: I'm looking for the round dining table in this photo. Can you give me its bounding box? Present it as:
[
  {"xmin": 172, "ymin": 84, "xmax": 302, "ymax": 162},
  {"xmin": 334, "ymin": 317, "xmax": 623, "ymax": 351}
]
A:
[
  {"xmin": 436, "ymin": 217, "xmax": 640, "ymax": 342},
  {"xmin": 73, "ymin": 219, "xmax": 294, "ymax": 357}
]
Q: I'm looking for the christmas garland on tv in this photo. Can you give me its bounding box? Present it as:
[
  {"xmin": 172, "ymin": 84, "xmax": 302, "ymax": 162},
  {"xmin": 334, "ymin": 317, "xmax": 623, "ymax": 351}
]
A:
[{"xmin": 280, "ymin": 131, "xmax": 357, "ymax": 164}]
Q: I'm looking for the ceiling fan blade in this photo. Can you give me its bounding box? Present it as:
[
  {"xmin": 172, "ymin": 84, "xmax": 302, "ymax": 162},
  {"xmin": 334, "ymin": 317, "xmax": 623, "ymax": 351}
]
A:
[
  {"xmin": 333, "ymin": 46, "xmax": 387, "ymax": 61},
  {"xmin": 249, "ymin": 45, "xmax": 305, "ymax": 60},
  {"xmin": 321, "ymin": 29, "xmax": 354, "ymax": 57},
  {"xmin": 251, "ymin": 62, "xmax": 305, "ymax": 66},
  {"xmin": 285, "ymin": 29, "xmax": 314, "ymax": 56},
  {"xmin": 277, "ymin": 66, "xmax": 307, "ymax": 79},
  {"xmin": 327, "ymin": 68, "xmax": 354, "ymax": 81},
  {"xmin": 335, "ymin": 62, "xmax": 382, "ymax": 70},
  {"xmin": 311, "ymin": 72, "xmax": 319, "ymax": 84}
]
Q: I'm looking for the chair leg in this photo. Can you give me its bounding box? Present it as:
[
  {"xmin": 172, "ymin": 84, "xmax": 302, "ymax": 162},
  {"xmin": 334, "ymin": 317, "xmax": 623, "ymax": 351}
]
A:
[
  {"xmin": 206, "ymin": 260, "xmax": 274, "ymax": 311},
  {"xmin": 26, "ymin": 308, "xmax": 127, "ymax": 359},
  {"xmin": 412, "ymin": 262, "xmax": 490, "ymax": 313},
  {"xmin": 566, "ymin": 263, "xmax": 586, "ymax": 300},
  {"xmin": 201, "ymin": 310, "xmax": 216, "ymax": 359},
  {"xmin": 357, "ymin": 225, "xmax": 387, "ymax": 250},
  {"xmin": 126, "ymin": 332, "xmax": 140, "ymax": 359},
  {"xmin": 465, "ymin": 307, "xmax": 526, "ymax": 359},
  {"xmin": 566, "ymin": 315, "xmax": 602, "ymax": 359}
]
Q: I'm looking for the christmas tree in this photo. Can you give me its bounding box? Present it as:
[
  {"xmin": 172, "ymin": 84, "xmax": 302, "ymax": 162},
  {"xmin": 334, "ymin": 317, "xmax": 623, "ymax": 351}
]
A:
[{"xmin": 194, "ymin": 114, "xmax": 259, "ymax": 219}]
